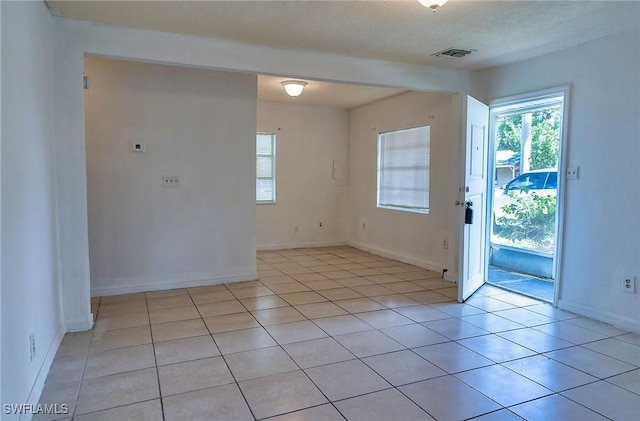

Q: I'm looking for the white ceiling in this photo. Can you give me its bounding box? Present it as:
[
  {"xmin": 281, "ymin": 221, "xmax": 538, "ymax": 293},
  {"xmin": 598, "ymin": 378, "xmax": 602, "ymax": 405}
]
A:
[
  {"xmin": 48, "ymin": 0, "xmax": 639, "ymax": 108},
  {"xmin": 258, "ymin": 75, "xmax": 407, "ymax": 109}
]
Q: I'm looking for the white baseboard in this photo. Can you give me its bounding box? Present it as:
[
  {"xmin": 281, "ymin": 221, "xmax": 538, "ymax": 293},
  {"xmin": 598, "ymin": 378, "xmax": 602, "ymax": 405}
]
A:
[
  {"xmin": 557, "ymin": 299, "xmax": 640, "ymax": 333},
  {"xmin": 91, "ymin": 271, "xmax": 259, "ymax": 297},
  {"xmin": 258, "ymin": 240, "xmax": 346, "ymax": 251},
  {"xmin": 21, "ymin": 322, "xmax": 66, "ymax": 421},
  {"xmin": 65, "ymin": 313, "xmax": 94, "ymax": 332},
  {"xmin": 347, "ymin": 240, "xmax": 458, "ymax": 282}
]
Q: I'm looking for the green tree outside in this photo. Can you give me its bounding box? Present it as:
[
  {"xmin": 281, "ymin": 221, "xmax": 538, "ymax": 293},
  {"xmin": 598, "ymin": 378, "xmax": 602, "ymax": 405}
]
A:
[{"xmin": 496, "ymin": 106, "xmax": 561, "ymax": 170}]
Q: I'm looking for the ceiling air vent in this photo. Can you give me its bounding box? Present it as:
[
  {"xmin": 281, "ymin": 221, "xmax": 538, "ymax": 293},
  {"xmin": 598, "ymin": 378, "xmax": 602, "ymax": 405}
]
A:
[{"xmin": 433, "ymin": 48, "xmax": 475, "ymax": 59}]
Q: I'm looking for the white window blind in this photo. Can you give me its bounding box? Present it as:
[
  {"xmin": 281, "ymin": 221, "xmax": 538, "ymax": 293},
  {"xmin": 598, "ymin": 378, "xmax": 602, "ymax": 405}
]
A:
[
  {"xmin": 377, "ymin": 125, "xmax": 430, "ymax": 213},
  {"xmin": 256, "ymin": 133, "xmax": 276, "ymax": 203}
]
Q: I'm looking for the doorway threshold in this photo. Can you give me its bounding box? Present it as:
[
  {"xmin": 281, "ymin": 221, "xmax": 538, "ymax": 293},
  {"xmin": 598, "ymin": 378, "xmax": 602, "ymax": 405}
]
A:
[{"xmin": 487, "ymin": 265, "xmax": 554, "ymax": 303}]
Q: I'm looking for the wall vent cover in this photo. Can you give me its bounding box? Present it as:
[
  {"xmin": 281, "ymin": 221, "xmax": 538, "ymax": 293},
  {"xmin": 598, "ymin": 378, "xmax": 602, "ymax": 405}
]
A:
[{"xmin": 433, "ymin": 48, "xmax": 475, "ymax": 59}]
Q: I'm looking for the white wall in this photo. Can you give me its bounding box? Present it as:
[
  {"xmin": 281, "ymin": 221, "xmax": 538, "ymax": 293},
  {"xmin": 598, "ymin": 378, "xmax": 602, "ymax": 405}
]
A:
[
  {"xmin": 1, "ymin": 1, "xmax": 64, "ymax": 417},
  {"xmin": 348, "ymin": 91, "xmax": 458, "ymax": 275},
  {"xmin": 85, "ymin": 57, "xmax": 258, "ymax": 296},
  {"xmin": 256, "ymin": 101, "xmax": 349, "ymax": 249},
  {"xmin": 473, "ymin": 29, "xmax": 640, "ymax": 331},
  {"xmin": 53, "ymin": 17, "xmax": 471, "ymax": 331}
]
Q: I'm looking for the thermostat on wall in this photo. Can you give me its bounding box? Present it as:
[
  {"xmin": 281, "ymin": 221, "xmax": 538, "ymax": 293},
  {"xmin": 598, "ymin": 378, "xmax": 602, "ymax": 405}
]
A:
[{"xmin": 131, "ymin": 141, "xmax": 146, "ymax": 152}]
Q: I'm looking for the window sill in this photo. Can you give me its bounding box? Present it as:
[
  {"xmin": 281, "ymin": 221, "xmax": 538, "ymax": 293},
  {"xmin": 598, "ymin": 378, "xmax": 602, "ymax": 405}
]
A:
[{"xmin": 377, "ymin": 205, "xmax": 429, "ymax": 215}]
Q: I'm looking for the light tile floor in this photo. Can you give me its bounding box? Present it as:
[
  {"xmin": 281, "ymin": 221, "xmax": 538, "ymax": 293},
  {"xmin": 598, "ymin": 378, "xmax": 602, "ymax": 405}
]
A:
[{"xmin": 40, "ymin": 246, "xmax": 640, "ymax": 420}]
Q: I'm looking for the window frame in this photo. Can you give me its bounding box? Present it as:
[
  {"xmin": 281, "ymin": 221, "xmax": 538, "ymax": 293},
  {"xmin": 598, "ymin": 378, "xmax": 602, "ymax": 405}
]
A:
[
  {"xmin": 256, "ymin": 132, "xmax": 276, "ymax": 204},
  {"xmin": 376, "ymin": 125, "xmax": 430, "ymax": 215}
]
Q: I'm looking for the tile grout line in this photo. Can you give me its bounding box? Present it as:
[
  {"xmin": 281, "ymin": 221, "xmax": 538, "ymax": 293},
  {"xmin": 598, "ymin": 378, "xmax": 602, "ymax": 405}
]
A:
[
  {"xmin": 190, "ymin": 283, "xmax": 260, "ymax": 421},
  {"xmin": 146, "ymin": 291, "xmax": 168, "ymax": 421}
]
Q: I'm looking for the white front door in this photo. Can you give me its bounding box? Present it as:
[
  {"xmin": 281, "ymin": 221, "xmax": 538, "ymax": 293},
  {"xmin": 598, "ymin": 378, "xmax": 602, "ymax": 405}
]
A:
[{"xmin": 458, "ymin": 96, "xmax": 490, "ymax": 302}]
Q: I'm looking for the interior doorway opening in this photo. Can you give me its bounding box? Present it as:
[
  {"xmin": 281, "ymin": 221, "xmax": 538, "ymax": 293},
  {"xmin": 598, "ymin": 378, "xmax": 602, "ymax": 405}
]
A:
[{"xmin": 487, "ymin": 93, "xmax": 566, "ymax": 302}]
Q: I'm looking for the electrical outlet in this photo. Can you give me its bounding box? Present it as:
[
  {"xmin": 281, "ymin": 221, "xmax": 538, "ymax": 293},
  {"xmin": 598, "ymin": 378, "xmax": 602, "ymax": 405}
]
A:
[
  {"xmin": 293, "ymin": 225, "xmax": 299, "ymax": 233},
  {"xmin": 29, "ymin": 332, "xmax": 36, "ymax": 361},
  {"xmin": 622, "ymin": 274, "xmax": 635, "ymax": 293},
  {"xmin": 361, "ymin": 222, "xmax": 367, "ymax": 231},
  {"xmin": 162, "ymin": 176, "xmax": 179, "ymax": 187},
  {"xmin": 566, "ymin": 166, "xmax": 579, "ymax": 180},
  {"xmin": 442, "ymin": 239, "xmax": 448, "ymax": 249},
  {"xmin": 318, "ymin": 221, "xmax": 324, "ymax": 229}
]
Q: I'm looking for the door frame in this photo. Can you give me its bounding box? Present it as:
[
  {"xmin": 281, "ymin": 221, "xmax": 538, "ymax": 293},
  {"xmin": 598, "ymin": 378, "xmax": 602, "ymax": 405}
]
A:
[{"xmin": 484, "ymin": 86, "xmax": 571, "ymax": 306}]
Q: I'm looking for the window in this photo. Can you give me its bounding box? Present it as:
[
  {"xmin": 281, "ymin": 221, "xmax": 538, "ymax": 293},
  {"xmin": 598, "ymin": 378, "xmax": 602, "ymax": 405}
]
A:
[
  {"xmin": 256, "ymin": 133, "xmax": 276, "ymax": 203},
  {"xmin": 377, "ymin": 125, "xmax": 430, "ymax": 213}
]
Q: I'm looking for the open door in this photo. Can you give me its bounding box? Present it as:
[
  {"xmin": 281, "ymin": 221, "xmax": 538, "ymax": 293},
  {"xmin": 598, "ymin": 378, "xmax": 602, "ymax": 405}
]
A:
[{"xmin": 458, "ymin": 96, "xmax": 490, "ymax": 302}]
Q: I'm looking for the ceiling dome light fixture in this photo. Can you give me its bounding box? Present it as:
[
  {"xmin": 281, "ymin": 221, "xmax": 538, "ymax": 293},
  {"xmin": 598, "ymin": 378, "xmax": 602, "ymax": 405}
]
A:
[
  {"xmin": 281, "ymin": 80, "xmax": 308, "ymax": 98},
  {"xmin": 418, "ymin": 0, "xmax": 448, "ymax": 12}
]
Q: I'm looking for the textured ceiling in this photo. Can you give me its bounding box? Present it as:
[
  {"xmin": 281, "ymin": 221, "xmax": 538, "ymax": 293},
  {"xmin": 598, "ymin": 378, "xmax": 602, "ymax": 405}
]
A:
[
  {"xmin": 48, "ymin": 0, "xmax": 639, "ymax": 70},
  {"xmin": 48, "ymin": 0, "xmax": 639, "ymax": 108}
]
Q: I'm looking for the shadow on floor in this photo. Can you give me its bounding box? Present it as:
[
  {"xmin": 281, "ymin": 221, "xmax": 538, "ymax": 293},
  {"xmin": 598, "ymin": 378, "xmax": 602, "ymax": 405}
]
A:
[{"xmin": 487, "ymin": 265, "xmax": 554, "ymax": 303}]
